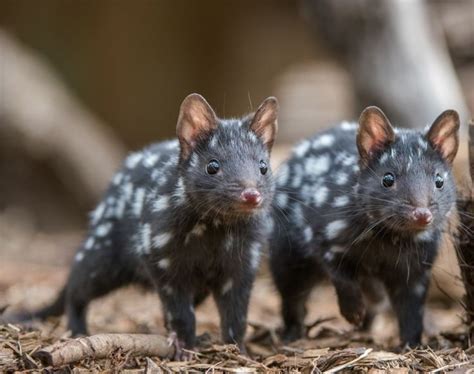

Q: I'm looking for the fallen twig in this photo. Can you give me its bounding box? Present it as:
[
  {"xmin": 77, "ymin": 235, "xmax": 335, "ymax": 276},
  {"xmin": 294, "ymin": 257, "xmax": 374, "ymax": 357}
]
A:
[
  {"xmin": 33, "ymin": 333, "xmax": 174, "ymax": 367},
  {"xmin": 322, "ymin": 348, "xmax": 373, "ymax": 374}
]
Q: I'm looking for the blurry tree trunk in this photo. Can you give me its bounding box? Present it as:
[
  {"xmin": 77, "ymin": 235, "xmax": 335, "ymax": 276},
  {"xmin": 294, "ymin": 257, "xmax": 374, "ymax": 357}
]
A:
[
  {"xmin": 0, "ymin": 30, "xmax": 126, "ymax": 207},
  {"xmin": 303, "ymin": 0, "xmax": 470, "ymax": 150}
]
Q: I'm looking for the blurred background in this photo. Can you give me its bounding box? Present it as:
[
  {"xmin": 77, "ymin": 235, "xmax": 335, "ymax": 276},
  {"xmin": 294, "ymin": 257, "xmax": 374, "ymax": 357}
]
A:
[{"xmin": 0, "ymin": 0, "xmax": 473, "ymax": 343}]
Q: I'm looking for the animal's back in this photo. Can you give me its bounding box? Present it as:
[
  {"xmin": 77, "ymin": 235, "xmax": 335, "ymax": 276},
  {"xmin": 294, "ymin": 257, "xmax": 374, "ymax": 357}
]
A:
[{"xmin": 271, "ymin": 122, "xmax": 360, "ymax": 256}]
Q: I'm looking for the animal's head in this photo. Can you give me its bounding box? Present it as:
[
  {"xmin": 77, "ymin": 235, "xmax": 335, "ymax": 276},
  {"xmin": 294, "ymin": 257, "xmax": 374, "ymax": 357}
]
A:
[
  {"xmin": 356, "ymin": 106, "xmax": 459, "ymax": 237},
  {"xmin": 176, "ymin": 93, "xmax": 278, "ymax": 220}
]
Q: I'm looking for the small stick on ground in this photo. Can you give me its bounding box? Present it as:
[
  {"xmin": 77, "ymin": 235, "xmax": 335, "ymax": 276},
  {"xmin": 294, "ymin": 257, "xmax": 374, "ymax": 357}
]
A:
[{"xmin": 33, "ymin": 333, "xmax": 174, "ymax": 367}]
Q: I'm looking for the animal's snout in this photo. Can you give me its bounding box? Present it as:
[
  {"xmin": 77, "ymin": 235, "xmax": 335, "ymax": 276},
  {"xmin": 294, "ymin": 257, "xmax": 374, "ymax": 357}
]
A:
[
  {"xmin": 410, "ymin": 207, "xmax": 433, "ymax": 227},
  {"xmin": 240, "ymin": 188, "xmax": 262, "ymax": 206}
]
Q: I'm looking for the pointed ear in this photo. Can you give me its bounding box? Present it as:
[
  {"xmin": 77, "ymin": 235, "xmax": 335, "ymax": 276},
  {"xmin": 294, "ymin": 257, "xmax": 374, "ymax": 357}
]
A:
[
  {"xmin": 357, "ymin": 106, "xmax": 395, "ymax": 164},
  {"xmin": 426, "ymin": 109, "xmax": 460, "ymax": 164},
  {"xmin": 176, "ymin": 93, "xmax": 218, "ymax": 159},
  {"xmin": 249, "ymin": 96, "xmax": 279, "ymax": 151}
]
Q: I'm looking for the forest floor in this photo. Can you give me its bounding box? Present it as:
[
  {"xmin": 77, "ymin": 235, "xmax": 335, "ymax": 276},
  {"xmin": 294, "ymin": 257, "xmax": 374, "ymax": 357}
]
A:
[{"xmin": 1, "ymin": 256, "xmax": 473, "ymax": 373}]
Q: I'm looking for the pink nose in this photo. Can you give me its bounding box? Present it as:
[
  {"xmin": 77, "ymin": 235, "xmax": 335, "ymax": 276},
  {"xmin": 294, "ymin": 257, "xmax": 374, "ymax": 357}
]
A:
[
  {"xmin": 411, "ymin": 208, "xmax": 433, "ymax": 226},
  {"xmin": 240, "ymin": 188, "xmax": 262, "ymax": 206}
]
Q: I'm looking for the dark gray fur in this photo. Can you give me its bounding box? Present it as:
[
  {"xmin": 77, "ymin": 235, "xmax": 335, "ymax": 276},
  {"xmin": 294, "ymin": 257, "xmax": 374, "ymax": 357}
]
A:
[{"xmin": 270, "ymin": 108, "xmax": 459, "ymax": 347}]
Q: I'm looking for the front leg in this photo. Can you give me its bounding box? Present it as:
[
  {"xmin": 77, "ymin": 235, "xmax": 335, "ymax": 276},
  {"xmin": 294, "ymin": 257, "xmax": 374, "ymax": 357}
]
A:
[
  {"xmin": 212, "ymin": 272, "xmax": 254, "ymax": 351},
  {"xmin": 324, "ymin": 250, "xmax": 366, "ymax": 326},
  {"xmin": 158, "ymin": 284, "xmax": 196, "ymax": 358},
  {"xmin": 384, "ymin": 270, "xmax": 430, "ymax": 348}
]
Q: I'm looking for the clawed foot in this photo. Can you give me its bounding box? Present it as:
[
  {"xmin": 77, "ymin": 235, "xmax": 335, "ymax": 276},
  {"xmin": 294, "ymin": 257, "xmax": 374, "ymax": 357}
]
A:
[
  {"xmin": 167, "ymin": 332, "xmax": 195, "ymax": 361},
  {"xmin": 339, "ymin": 298, "xmax": 366, "ymax": 328}
]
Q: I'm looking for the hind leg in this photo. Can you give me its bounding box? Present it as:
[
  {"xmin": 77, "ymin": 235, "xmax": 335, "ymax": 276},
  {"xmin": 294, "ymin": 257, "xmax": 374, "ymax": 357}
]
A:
[
  {"xmin": 64, "ymin": 249, "xmax": 137, "ymax": 335},
  {"xmin": 270, "ymin": 246, "xmax": 324, "ymax": 342}
]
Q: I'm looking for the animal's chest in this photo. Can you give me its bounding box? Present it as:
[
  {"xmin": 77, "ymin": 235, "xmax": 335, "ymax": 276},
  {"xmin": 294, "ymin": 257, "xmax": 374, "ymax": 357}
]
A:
[
  {"xmin": 159, "ymin": 223, "xmax": 255, "ymax": 277},
  {"xmin": 348, "ymin": 236, "xmax": 435, "ymax": 280}
]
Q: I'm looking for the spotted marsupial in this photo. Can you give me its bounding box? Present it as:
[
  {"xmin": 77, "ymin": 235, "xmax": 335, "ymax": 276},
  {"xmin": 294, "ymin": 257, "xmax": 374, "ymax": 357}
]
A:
[
  {"xmin": 10, "ymin": 93, "xmax": 279, "ymax": 358},
  {"xmin": 270, "ymin": 106, "xmax": 459, "ymax": 347}
]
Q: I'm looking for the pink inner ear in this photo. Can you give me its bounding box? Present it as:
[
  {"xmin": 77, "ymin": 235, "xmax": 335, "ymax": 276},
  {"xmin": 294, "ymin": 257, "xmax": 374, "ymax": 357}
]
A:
[{"xmin": 365, "ymin": 123, "xmax": 386, "ymax": 154}]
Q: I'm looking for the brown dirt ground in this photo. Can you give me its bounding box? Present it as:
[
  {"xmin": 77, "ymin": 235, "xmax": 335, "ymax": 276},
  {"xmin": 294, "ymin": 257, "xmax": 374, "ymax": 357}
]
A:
[{"xmin": 1, "ymin": 248, "xmax": 473, "ymax": 372}]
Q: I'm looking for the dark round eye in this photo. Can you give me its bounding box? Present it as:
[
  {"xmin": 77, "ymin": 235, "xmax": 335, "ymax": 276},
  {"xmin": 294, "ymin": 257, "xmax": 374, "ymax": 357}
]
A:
[
  {"xmin": 206, "ymin": 159, "xmax": 220, "ymax": 175},
  {"xmin": 435, "ymin": 174, "xmax": 444, "ymax": 189},
  {"xmin": 382, "ymin": 172, "xmax": 395, "ymax": 188},
  {"xmin": 259, "ymin": 160, "xmax": 268, "ymax": 175}
]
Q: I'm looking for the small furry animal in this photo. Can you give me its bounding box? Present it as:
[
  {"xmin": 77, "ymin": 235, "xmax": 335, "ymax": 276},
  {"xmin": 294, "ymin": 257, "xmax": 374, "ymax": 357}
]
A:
[
  {"xmin": 270, "ymin": 107, "xmax": 459, "ymax": 347},
  {"xmin": 12, "ymin": 93, "xmax": 279, "ymax": 357}
]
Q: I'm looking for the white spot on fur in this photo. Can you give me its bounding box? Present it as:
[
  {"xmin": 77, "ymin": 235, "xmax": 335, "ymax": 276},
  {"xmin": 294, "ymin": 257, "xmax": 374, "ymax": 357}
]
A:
[
  {"xmin": 418, "ymin": 137, "xmax": 428, "ymax": 150},
  {"xmin": 390, "ymin": 148, "xmax": 397, "ymax": 158},
  {"xmin": 136, "ymin": 223, "xmax": 151, "ymax": 254},
  {"xmin": 190, "ymin": 153, "xmax": 199, "ymax": 168},
  {"xmin": 225, "ymin": 234, "xmax": 234, "ymax": 251},
  {"xmin": 185, "ymin": 223, "xmax": 207, "ymax": 244},
  {"xmin": 291, "ymin": 165, "xmax": 304, "ymax": 188},
  {"xmin": 414, "ymin": 282, "xmax": 425, "ymax": 297},
  {"xmin": 153, "ymin": 232, "xmax": 172, "ymax": 248},
  {"xmin": 324, "ymin": 251, "xmax": 335, "ymax": 262},
  {"xmin": 115, "ymin": 197, "xmax": 127, "ymax": 219},
  {"xmin": 341, "ymin": 121, "xmax": 357, "ymax": 131},
  {"xmin": 325, "ymin": 220, "xmax": 347, "ymax": 240},
  {"xmin": 153, "ymin": 195, "xmax": 170, "ymax": 212},
  {"xmin": 276, "ymin": 193, "xmax": 288, "ymax": 208},
  {"xmin": 96, "ymin": 222, "xmax": 113, "ymax": 237},
  {"xmin": 341, "ymin": 154, "xmax": 357, "ymax": 166},
  {"xmin": 265, "ymin": 216, "xmax": 275, "ymax": 234},
  {"xmin": 305, "ymin": 154, "xmax": 330, "ymax": 176},
  {"xmin": 122, "ymin": 182, "xmax": 134, "ymax": 202},
  {"xmin": 333, "ymin": 195, "xmax": 350, "ymax": 207},
  {"xmin": 379, "ymin": 153, "xmax": 389, "ymax": 164},
  {"xmin": 335, "ymin": 172, "xmax": 348, "ymax": 185},
  {"xmin": 416, "ymin": 230, "xmax": 433, "ymax": 242},
  {"xmin": 222, "ymin": 279, "xmax": 233, "ymax": 294},
  {"xmin": 209, "ymin": 136, "xmax": 218, "ymax": 148},
  {"xmin": 126, "ymin": 152, "xmax": 143, "ymax": 168},
  {"xmin": 174, "ymin": 177, "xmax": 186, "ymax": 205},
  {"xmin": 112, "ymin": 172, "xmax": 123, "ymax": 185},
  {"xmin": 143, "ymin": 153, "xmax": 159, "ymax": 167},
  {"xmin": 276, "ymin": 164, "xmax": 290, "ymax": 186},
  {"xmin": 312, "ymin": 134, "xmax": 335, "ymax": 149},
  {"xmin": 303, "ymin": 226, "xmax": 313, "ymax": 243},
  {"xmin": 91, "ymin": 203, "xmax": 106, "ymax": 225},
  {"xmin": 158, "ymin": 258, "xmax": 170, "ymax": 269},
  {"xmin": 291, "ymin": 204, "xmax": 305, "ymax": 228},
  {"xmin": 248, "ymin": 132, "xmax": 258, "ymax": 143},
  {"xmin": 75, "ymin": 252, "xmax": 84, "ymax": 262},
  {"xmin": 330, "ymin": 245, "xmax": 346, "ymax": 253},
  {"xmin": 294, "ymin": 140, "xmax": 311, "ymax": 157},
  {"xmin": 249, "ymin": 242, "xmax": 261, "ymax": 269},
  {"xmin": 84, "ymin": 237, "xmax": 94, "ymax": 250},
  {"xmin": 406, "ymin": 155, "xmax": 413, "ymax": 171},
  {"xmin": 164, "ymin": 139, "xmax": 179, "ymax": 149},
  {"xmin": 314, "ymin": 186, "xmax": 328, "ymax": 207},
  {"xmin": 132, "ymin": 188, "xmax": 146, "ymax": 217}
]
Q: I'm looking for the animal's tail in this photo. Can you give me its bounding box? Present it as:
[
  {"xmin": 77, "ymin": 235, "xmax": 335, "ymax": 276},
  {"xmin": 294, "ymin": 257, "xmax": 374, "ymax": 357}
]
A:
[{"xmin": 2, "ymin": 286, "xmax": 66, "ymax": 323}]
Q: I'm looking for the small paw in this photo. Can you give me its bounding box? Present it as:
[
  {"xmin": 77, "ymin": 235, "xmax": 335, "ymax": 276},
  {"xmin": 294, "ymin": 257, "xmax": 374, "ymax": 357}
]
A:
[
  {"xmin": 340, "ymin": 301, "xmax": 366, "ymax": 327},
  {"xmin": 167, "ymin": 332, "xmax": 195, "ymax": 361}
]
